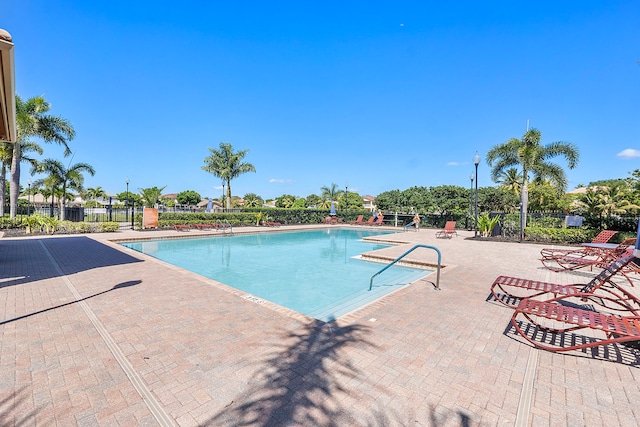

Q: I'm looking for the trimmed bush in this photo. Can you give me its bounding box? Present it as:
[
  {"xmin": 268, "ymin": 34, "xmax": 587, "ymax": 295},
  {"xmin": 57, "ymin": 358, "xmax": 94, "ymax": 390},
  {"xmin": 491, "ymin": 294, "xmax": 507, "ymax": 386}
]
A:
[{"xmin": 524, "ymin": 227, "xmax": 593, "ymax": 244}]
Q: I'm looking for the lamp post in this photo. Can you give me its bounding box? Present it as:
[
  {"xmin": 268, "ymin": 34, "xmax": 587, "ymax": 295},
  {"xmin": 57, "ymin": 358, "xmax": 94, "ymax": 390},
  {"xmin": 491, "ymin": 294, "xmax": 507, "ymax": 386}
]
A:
[
  {"xmin": 345, "ymin": 183, "xmax": 348, "ymax": 223},
  {"xmin": 473, "ymin": 151, "xmax": 481, "ymax": 238},
  {"xmin": 27, "ymin": 179, "xmax": 31, "ymax": 216},
  {"xmin": 468, "ymin": 172, "xmax": 474, "ymax": 230},
  {"xmin": 125, "ymin": 177, "xmax": 129, "ymax": 222}
]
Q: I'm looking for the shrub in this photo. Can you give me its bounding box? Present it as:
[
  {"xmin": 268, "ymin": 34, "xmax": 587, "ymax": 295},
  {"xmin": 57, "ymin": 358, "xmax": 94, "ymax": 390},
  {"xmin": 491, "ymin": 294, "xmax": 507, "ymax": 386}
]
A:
[
  {"xmin": 98, "ymin": 222, "xmax": 120, "ymax": 232},
  {"xmin": 477, "ymin": 214, "xmax": 500, "ymax": 237},
  {"xmin": 524, "ymin": 227, "xmax": 593, "ymax": 244}
]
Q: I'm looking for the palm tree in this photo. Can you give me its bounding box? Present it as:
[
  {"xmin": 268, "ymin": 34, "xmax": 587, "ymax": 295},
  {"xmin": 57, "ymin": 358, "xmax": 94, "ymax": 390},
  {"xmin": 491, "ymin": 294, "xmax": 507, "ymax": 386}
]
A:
[
  {"xmin": 496, "ymin": 168, "xmax": 523, "ymax": 196},
  {"xmin": 0, "ymin": 140, "xmax": 42, "ymax": 215},
  {"xmin": 243, "ymin": 193, "xmax": 263, "ymax": 208},
  {"xmin": 37, "ymin": 159, "xmax": 95, "ymax": 220},
  {"xmin": 202, "ymin": 142, "xmax": 256, "ymax": 209},
  {"xmin": 139, "ymin": 186, "xmax": 166, "ymax": 208},
  {"xmin": 11, "ymin": 95, "xmax": 75, "ymax": 218},
  {"xmin": 85, "ymin": 186, "xmax": 107, "ymax": 203},
  {"xmin": 320, "ymin": 183, "xmax": 339, "ymax": 209},
  {"xmin": 486, "ymin": 128, "xmax": 579, "ymax": 231}
]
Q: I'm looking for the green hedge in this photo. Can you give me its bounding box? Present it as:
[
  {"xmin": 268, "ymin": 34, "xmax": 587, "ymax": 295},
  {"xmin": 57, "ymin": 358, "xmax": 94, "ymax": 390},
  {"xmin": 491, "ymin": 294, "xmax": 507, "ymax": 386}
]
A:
[
  {"xmin": 524, "ymin": 227, "xmax": 594, "ymax": 244},
  {"xmin": 138, "ymin": 209, "xmax": 371, "ymax": 229}
]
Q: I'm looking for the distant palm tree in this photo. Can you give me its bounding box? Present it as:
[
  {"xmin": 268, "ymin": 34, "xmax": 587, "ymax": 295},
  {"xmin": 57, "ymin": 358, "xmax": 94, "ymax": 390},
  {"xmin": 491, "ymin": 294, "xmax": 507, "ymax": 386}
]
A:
[
  {"xmin": 243, "ymin": 193, "xmax": 263, "ymax": 208},
  {"xmin": 139, "ymin": 186, "xmax": 167, "ymax": 208},
  {"xmin": 497, "ymin": 168, "xmax": 523, "ymax": 196},
  {"xmin": 202, "ymin": 142, "xmax": 256, "ymax": 209},
  {"xmin": 320, "ymin": 183, "xmax": 339, "ymax": 209},
  {"xmin": 38, "ymin": 159, "xmax": 95, "ymax": 220},
  {"xmin": 85, "ymin": 186, "xmax": 107, "ymax": 203},
  {"xmin": 11, "ymin": 95, "xmax": 75, "ymax": 218},
  {"xmin": 486, "ymin": 128, "xmax": 579, "ymax": 230}
]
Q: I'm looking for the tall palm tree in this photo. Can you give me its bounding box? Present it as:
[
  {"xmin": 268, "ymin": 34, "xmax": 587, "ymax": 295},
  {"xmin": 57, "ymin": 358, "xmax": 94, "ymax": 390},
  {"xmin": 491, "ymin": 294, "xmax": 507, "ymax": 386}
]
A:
[
  {"xmin": 486, "ymin": 128, "xmax": 579, "ymax": 231},
  {"xmin": 37, "ymin": 159, "xmax": 94, "ymax": 220},
  {"xmin": 320, "ymin": 183, "xmax": 339, "ymax": 208},
  {"xmin": 0, "ymin": 140, "xmax": 42, "ymax": 215},
  {"xmin": 11, "ymin": 95, "xmax": 75, "ymax": 218},
  {"xmin": 202, "ymin": 142, "xmax": 256, "ymax": 209}
]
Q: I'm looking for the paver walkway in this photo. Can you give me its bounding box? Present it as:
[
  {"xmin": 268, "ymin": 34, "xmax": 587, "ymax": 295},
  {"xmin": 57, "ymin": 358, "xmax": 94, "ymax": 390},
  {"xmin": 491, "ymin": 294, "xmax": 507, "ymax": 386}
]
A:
[{"xmin": 1, "ymin": 225, "xmax": 639, "ymax": 426}]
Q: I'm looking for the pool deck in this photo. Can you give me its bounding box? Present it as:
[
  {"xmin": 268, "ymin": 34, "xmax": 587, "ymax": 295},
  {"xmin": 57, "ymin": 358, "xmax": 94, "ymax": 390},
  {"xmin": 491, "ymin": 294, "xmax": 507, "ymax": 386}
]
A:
[{"xmin": 1, "ymin": 225, "xmax": 639, "ymax": 426}]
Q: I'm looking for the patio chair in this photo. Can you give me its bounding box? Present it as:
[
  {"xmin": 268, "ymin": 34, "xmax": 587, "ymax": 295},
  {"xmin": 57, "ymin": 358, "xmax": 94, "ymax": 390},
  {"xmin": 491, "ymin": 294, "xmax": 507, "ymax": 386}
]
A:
[
  {"xmin": 349, "ymin": 214, "xmax": 364, "ymax": 225},
  {"xmin": 540, "ymin": 238, "xmax": 636, "ymax": 274},
  {"xmin": 490, "ymin": 250, "xmax": 640, "ymax": 314},
  {"xmin": 540, "ymin": 229, "xmax": 618, "ymax": 261},
  {"xmin": 436, "ymin": 221, "xmax": 457, "ymax": 239},
  {"xmin": 510, "ymin": 292, "xmax": 640, "ymax": 353},
  {"xmin": 368, "ymin": 214, "xmax": 385, "ymax": 226},
  {"xmin": 174, "ymin": 224, "xmax": 191, "ymax": 232}
]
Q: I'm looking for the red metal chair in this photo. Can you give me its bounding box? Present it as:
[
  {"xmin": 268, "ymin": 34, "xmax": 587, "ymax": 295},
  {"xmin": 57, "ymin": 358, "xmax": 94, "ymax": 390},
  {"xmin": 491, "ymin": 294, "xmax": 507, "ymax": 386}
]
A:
[
  {"xmin": 490, "ymin": 251, "xmax": 640, "ymax": 314},
  {"xmin": 436, "ymin": 221, "xmax": 457, "ymax": 238},
  {"xmin": 511, "ymin": 293, "xmax": 640, "ymax": 353},
  {"xmin": 540, "ymin": 238, "xmax": 635, "ymax": 276},
  {"xmin": 540, "ymin": 229, "xmax": 618, "ymax": 262}
]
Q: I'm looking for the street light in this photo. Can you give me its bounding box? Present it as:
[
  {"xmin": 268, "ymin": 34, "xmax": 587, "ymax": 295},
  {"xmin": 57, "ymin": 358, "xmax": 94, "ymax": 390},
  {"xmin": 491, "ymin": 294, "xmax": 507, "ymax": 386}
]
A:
[
  {"xmin": 27, "ymin": 179, "xmax": 31, "ymax": 216},
  {"xmin": 345, "ymin": 183, "xmax": 349, "ymax": 223},
  {"xmin": 473, "ymin": 151, "xmax": 481, "ymax": 238},
  {"xmin": 125, "ymin": 177, "xmax": 129, "ymax": 222},
  {"xmin": 468, "ymin": 172, "xmax": 475, "ymax": 230}
]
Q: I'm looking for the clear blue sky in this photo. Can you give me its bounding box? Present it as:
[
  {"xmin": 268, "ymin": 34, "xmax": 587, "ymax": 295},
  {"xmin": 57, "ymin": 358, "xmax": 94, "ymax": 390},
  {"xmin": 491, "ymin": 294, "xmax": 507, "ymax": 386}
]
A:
[{"xmin": 4, "ymin": 1, "xmax": 639, "ymax": 200}]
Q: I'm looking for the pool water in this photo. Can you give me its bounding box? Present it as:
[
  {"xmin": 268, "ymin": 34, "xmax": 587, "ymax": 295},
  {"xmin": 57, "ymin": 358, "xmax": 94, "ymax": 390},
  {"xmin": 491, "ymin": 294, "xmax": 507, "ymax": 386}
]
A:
[{"xmin": 121, "ymin": 228, "xmax": 431, "ymax": 321}]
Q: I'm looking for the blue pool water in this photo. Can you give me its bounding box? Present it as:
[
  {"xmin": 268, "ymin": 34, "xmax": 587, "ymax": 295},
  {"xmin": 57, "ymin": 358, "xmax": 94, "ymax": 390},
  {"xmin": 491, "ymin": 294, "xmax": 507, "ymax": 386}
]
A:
[{"xmin": 121, "ymin": 228, "xmax": 431, "ymax": 321}]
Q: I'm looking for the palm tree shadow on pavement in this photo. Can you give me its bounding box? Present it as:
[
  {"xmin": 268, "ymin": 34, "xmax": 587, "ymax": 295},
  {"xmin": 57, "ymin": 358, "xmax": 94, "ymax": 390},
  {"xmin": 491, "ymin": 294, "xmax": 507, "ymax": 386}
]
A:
[
  {"xmin": 206, "ymin": 319, "xmax": 374, "ymax": 426},
  {"xmin": 0, "ymin": 280, "xmax": 141, "ymax": 325}
]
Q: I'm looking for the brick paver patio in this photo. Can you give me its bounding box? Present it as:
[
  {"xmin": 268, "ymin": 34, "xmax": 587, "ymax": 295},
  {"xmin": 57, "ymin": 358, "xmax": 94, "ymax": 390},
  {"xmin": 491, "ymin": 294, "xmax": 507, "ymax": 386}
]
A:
[{"xmin": 1, "ymin": 225, "xmax": 639, "ymax": 426}]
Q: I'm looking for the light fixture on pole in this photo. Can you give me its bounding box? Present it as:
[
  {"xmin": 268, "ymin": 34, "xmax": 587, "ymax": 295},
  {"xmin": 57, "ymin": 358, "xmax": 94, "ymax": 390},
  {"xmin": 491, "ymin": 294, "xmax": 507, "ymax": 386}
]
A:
[
  {"xmin": 125, "ymin": 177, "xmax": 130, "ymax": 222},
  {"xmin": 345, "ymin": 183, "xmax": 348, "ymax": 223},
  {"xmin": 473, "ymin": 151, "xmax": 481, "ymax": 238},
  {"xmin": 27, "ymin": 179, "xmax": 31, "ymax": 216},
  {"xmin": 469, "ymin": 172, "xmax": 474, "ymax": 230}
]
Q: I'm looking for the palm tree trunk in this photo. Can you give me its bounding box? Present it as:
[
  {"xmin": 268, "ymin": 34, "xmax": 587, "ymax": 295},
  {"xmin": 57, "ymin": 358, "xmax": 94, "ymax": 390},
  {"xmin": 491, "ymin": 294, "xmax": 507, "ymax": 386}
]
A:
[
  {"xmin": 226, "ymin": 180, "xmax": 231, "ymax": 210},
  {"xmin": 0, "ymin": 162, "xmax": 6, "ymax": 217},
  {"xmin": 9, "ymin": 141, "xmax": 21, "ymax": 219},
  {"xmin": 520, "ymin": 181, "xmax": 529, "ymax": 238},
  {"xmin": 60, "ymin": 184, "xmax": 66, "ymax": 221}
]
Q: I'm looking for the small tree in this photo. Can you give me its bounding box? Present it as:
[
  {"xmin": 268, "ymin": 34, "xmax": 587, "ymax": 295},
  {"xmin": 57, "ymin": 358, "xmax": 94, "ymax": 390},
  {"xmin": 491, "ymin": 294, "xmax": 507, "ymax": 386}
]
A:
[
  {"xmin": 139, "ymin": 186, "xmax": 166, "ymax": 208},
  {"xmin": 243, "ymin": 193, "xmax": 264, "ymax": 207},
  {"xmin": 176, "ymin": 190, "xmax": 201, "ymax": 206}
]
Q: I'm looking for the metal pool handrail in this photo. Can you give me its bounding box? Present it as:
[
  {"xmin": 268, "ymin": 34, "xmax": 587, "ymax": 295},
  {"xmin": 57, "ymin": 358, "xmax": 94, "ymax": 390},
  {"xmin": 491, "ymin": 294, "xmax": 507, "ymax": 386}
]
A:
[{"xmin": 368, "ymin": 244, "xmax": 442, "ymax": 291}]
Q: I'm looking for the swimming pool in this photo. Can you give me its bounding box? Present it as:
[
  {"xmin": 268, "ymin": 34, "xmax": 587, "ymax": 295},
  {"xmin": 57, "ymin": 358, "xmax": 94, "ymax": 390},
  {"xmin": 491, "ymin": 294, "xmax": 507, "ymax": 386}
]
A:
[{"xmin": 121, "ymin": 228, "xmax": 431, "ymax": 321}]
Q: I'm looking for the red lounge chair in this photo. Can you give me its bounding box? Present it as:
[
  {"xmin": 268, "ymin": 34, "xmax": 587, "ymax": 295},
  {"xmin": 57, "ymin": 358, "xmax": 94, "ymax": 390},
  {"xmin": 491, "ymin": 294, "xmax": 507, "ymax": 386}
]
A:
[
  {"xmin": 349, "ymin": 215, "xmax": 364, "ymax": 225},
  {"xmin": 193, "ymin": 223, "xmax": 214, "ymax": 230},
  {"xmin": 540, "ymin": 238, "xmax": 635, "ymax": 275},
  {"xmin": 510, "ymin": 293, "xmax": 640, "ymax": 353},
  {"xmin": 540, "ymin": 229, "xmax": 618, "ymax": 261},
  {"xmin": 263, "ymin": 221, "xmax": 281, "ymax": 227},
  {"xmin": 174, "ymin": 224, "xmax": 191, "ymax": 232},
  {"xmin": 490, "ymin": 251, "xmax": 640, "ymax": 314},
  {"xmin": 362, "ymin": 216, "xmax": 376, "ymax": 226},
  {"xmin": 436, "ymin": 221, "xmax": 457, "ymax": 238},
  {"xmin": 368, "ymin": 214, "xmax": 384, "ymax": 226}
]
